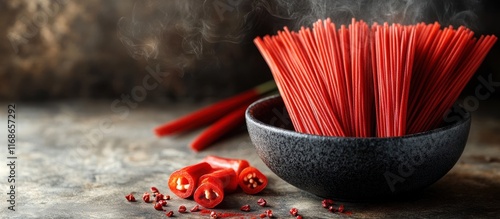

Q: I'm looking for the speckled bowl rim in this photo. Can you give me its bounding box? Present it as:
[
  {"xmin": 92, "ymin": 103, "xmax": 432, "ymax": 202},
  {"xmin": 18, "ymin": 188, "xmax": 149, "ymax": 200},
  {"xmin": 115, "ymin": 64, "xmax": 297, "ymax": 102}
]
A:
[{"xmin": 246, "ymin": 94, "xmax": 471, "ymax": 140}]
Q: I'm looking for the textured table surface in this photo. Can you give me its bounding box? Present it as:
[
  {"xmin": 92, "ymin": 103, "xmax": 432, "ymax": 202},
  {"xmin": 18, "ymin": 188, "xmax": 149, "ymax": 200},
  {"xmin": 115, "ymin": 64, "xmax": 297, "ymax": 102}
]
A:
[{"xmin": 0, "ymin": 100, "xmax": 499, "ymax": 218}]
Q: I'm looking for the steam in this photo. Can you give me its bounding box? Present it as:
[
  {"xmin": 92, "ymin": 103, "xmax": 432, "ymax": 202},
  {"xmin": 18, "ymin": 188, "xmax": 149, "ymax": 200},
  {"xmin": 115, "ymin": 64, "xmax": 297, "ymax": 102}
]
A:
[
  {"xmin": 118, "ymin": 0, "xmax": 483, "ymax": 67},
  {"xmin": 255, "ymin": 0, "xmax": 483, "ymax": 30}
]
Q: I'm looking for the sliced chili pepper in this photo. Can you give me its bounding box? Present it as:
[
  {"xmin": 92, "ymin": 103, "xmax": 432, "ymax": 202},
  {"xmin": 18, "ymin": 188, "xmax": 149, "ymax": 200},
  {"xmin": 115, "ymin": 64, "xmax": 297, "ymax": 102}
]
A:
[
  {"xmin": 192, "ymin": 167, "xmax": 242, "ymax": 208},
  {"xmin": 200, "ymin": 168, "xmax": 238, "ymax": 193},
  {"xmin": 168, "ymin": 162, "xmax": 213, "ymax": 198},
  {"xmin": 238, "ymin": 166, "xmax": 268, "ymax": 194},
  {"xmin": 202, "ymin": 155, "xmax": 250, "ymax": 175},
  {"xmin": 193, "ymin": 177, "xmax": 225, "ymax": 208}
]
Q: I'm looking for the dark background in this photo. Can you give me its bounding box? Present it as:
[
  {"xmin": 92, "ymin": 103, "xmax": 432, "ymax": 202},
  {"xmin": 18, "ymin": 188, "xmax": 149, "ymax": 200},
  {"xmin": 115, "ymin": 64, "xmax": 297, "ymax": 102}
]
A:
[{"xmin": 0, "ymin": 0, "xmax": 499, "ymax": 103}]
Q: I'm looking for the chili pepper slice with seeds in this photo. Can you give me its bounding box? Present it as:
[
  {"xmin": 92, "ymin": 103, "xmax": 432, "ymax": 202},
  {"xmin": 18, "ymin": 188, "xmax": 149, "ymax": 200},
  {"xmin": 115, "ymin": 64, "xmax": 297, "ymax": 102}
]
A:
[
  {"xmin": 193, "ymin": 176, "xmax": 225, "ymax": 208},
  {"xmin": 168, "ymin": 162, "xmax": 213, "ymax": 198},
  {"xmin": 194, "ymin": 168, "xmax": 237, "ymax": 208},
  {"xmin": 238, "ymin": 166, "xmax": 268, "ymax": 194}
]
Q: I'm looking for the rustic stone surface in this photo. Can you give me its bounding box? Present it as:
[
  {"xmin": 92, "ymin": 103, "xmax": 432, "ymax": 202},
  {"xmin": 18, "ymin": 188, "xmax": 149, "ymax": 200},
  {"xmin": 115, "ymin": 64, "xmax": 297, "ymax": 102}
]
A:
[{"xmin": 0, "ymin": 101, "xmax": 499, "ymax": 218}]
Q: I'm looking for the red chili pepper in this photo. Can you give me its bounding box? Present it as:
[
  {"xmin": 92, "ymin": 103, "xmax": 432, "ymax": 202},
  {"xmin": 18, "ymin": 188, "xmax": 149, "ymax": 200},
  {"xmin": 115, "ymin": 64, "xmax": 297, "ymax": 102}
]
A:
[
  {"xmin": 199, "ymin": 168, "xmax": 238, "ymax": 193},
  {"xmin": 154, "ymin": 81, "xmax": 276, "ymax": 136},
  {"xmin": 202, "ymin": 155, "xmax": 250, "ymax": 175},
  {"xmin": 193, "ymin": 177, "xmax": 225, "ymax": 208},
  {"xmin": 238, "ymin": 166, "xmax": 268, "ymax": 194},
  {"xmin": 168, "ymin": 162, "xmax": 213, "ymax": 198},
  {"xmin": 190, "ymin": 104, "xmax": 249, "ymax": 151}
]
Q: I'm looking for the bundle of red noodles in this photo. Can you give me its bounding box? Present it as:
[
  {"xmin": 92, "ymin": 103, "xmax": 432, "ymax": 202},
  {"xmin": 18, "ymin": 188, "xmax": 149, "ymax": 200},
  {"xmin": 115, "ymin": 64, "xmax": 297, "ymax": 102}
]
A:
[{"xmin": 254, "ymin": 18, "xmax": 497, "ymax": 137}]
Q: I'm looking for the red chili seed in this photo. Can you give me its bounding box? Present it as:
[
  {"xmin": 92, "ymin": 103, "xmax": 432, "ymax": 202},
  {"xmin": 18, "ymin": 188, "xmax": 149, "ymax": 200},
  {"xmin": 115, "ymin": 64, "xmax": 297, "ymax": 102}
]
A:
[
  {"xmin": 125, "ymin": 194, "xmax": 136, "ymax": 202},
  {"xmin": 240, "ymin": 204, "xmax": 251, "ymax": 212},
  {"xmin": 296, "ymin": 215, "xmax": 303, "ymax": 219},
  {"xmin": 155, "ymin": 193, "xmax": 164, "ymax": 202},
  {"xmin": 190, "ymin": 205, "xmax": 200, "ymax": 212},
  {"xmin": 165, "ymin": 210, "xmax": 174, "ymax": 217},
  {"xmin": 322, "ymin": 199, "xmax": 334, "ymax": 208},
  {"xmin": 338, "ymin": 204, "xmax": 345, "ymax": 213},
  {"xmin": 290, "ymin": 208, "xmax": 298, "ymax": 216},
  {"xmin": 151, "ymin": 186, "xmax": 159, "ymax": 194},
  {"xmin": 158, "ymin": 199, "xmax": 167, "ymax": 206},
  {"xmin": 259, "ymin": 213, "xmax": 267, "ymax": 218},
  {"xmin": 142, "ymin": 192, "xmax": 151, "ymax": 203},
  {"xmin": 257, "ymin": 198, "xmax": 267, "ymax": 207},
  {"xmin": 210, "ymin": 211, "xmax": 218, "ymax": 219},
  {"xmin": 265, "ymin": 209, "xmax": 273, "ymax": 218},
  {"xmin": 164, "ymin": 195, "xmax": 171, "ymax": 200},
  {"xmin": 178, "ymin": 205, "xmax": 187, "ymax": 213},
  {"xmin": 328, "ymin": 205, "xmax": 336, "ymax": 212},
  {"xmin": 154, "ymin": 202, "xmax": 163, "ymax": 211}
]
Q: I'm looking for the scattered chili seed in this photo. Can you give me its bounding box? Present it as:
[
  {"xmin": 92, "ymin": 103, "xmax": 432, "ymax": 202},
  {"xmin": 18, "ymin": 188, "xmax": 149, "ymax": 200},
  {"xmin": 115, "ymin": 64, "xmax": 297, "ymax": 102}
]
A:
[
  {"xmin": 142, "ymin": 192, "xmax": 151, "ymax": 203},
  {"xmin": 178, "ymin": 205, "xmax": 187, "ymax": 213},
  {"xmin": 165, "ymin": 210, "xmax": 174, "ymax": 217},
  {"xmin": 259, "ymin": 213, "xmax": 267, "ymax": 218},
  {"xmin": 155, "ymin": 193, "xmax": 164, "ymax": 202},
  {"xmin": 158, "ymin": 199, "xmax": 167, "ymax": 207},
  {"xmin": 190, "ymin": 205, "xmax": 200, "ymax": 212},
  {"xmin": 296, "ymin": 215, "xmax": 303, "ymax": 219},
  {"xmin": 240, "ymin": 204, "xmax": 251, "ymax": 212},
  {"xmin": 154, "ymin": 202, "xmax": 164, "ymax": 211},
  {"xmin": 210, "ymin": 211, "xmax": 218, "ymax": 219},
  {"xmin": 164, "ymin": 195, "xmax": 171, "ymax": 200},
  {"xmin": 290, "ymin": 208, "xmax": 298, "ymax": 216},
  {"xmin": 328, "ymin": 205, "xmax": 336, "ymax": 212},
  {"xmin": 257, "ymin": 198, "xmax": 267, "ymax": 207},
  {"xmin": 265, "ymin": 209, "xmax": 273, "ymax": 218},
  {"xmin": 151, "ymin": 186, "xmax": 160, "ymax": 194},
  {"xmin": 322, "ymin": 199, "xmax": 334, "ymax": 208},
  {"xmin": 338, "ymin": 204, "xmax": 345, "ymax": 213},
  {"xmin": 125, "ymin": 194, "xmax": 136, "ymax": 202}
]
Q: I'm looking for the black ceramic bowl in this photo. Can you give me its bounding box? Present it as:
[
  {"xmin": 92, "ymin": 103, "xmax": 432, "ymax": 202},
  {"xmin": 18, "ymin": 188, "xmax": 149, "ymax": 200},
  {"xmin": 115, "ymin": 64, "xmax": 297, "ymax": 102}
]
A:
[{"xmin": 246, "ymin": 95, "xmax": 471, "ymax": 201}]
